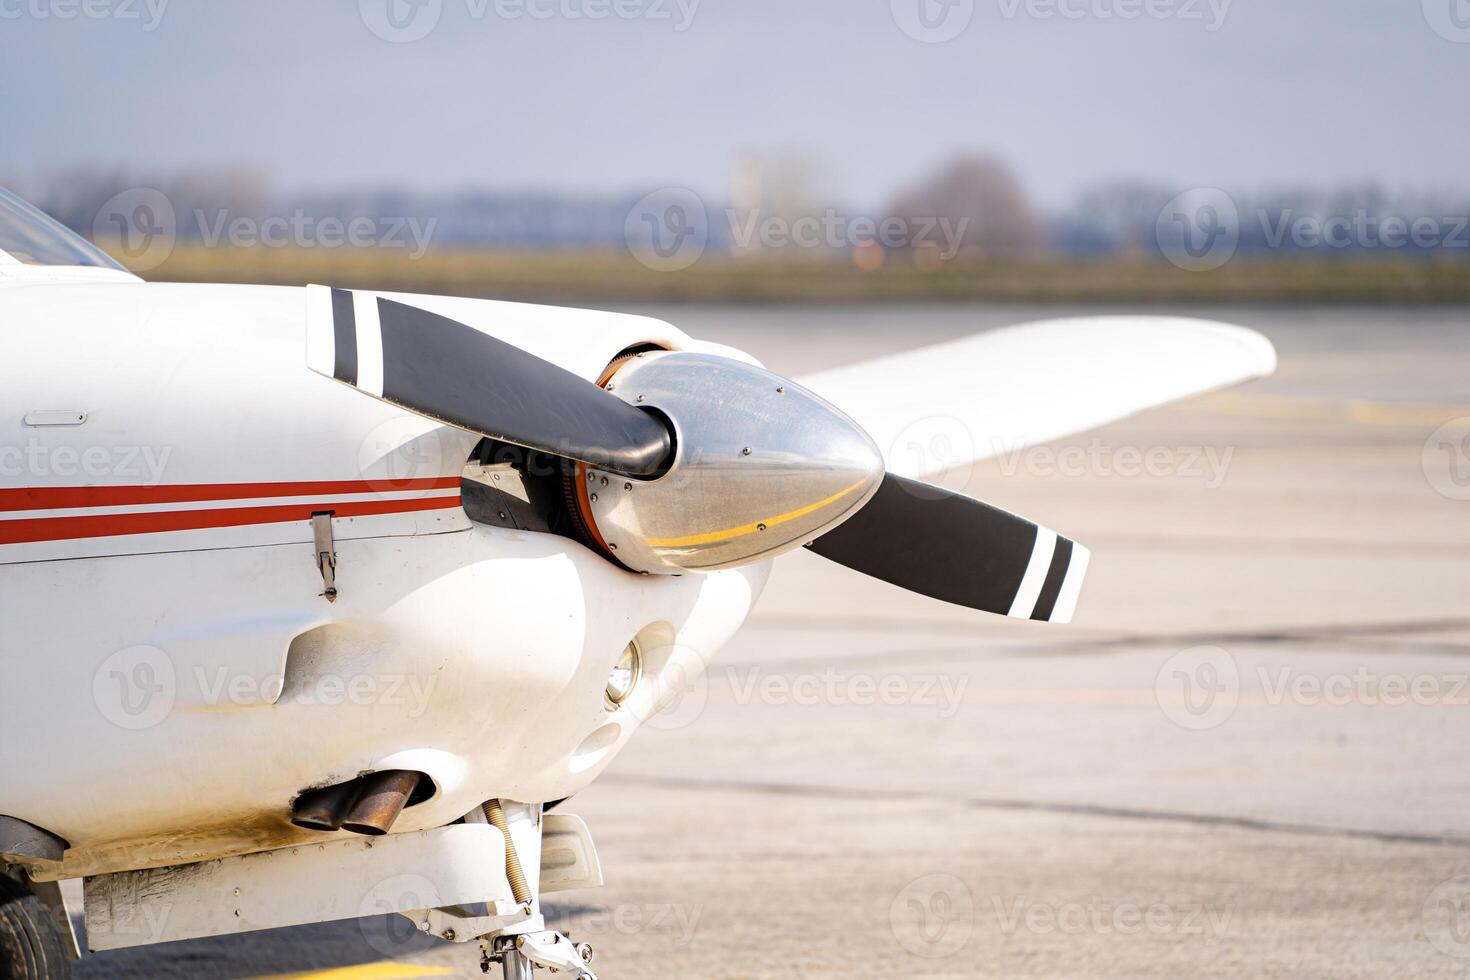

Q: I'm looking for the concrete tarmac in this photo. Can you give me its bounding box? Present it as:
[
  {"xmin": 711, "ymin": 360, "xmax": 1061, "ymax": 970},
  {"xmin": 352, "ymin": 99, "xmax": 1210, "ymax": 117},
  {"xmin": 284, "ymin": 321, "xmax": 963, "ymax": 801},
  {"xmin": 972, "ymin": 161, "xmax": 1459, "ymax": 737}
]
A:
[{"xmin": 69, "ymin": 305, "xmax": 1470, "ymax": 978}]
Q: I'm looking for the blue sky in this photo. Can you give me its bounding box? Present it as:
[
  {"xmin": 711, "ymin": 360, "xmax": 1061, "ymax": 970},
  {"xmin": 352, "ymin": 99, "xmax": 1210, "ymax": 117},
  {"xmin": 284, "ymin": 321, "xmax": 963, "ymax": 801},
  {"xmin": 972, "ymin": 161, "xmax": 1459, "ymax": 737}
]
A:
[{"xmin": 3, "ymin": 0, "xmax": 1467, "ymax": 208}]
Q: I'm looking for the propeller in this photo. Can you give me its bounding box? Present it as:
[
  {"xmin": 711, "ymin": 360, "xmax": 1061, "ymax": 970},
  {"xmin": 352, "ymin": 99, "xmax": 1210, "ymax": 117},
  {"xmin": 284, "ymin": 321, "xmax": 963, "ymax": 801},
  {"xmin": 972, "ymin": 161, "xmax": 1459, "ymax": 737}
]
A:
[
  {"xmin": 307, "ymin": 289, "xmax": 672, "ymax": 477},
  {"xmin": 805, "ymin": 474, "xmax": 1089, "ymax": 624},
  {"xmin": 306, "ymin": 286, "xmax": 1089, "ymax": 624}
]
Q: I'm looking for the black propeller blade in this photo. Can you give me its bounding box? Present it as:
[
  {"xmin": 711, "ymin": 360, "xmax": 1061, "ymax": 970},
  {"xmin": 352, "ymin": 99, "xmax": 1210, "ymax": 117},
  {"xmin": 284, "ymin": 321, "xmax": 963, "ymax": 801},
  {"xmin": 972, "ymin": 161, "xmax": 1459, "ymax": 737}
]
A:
[
  {"xmin": 805, "ymin": 474, "xmax": 1089, "ymax": 623},
  {"xmin": 313, "ymin": 291, "xmax": 673, "ymax": 477}
]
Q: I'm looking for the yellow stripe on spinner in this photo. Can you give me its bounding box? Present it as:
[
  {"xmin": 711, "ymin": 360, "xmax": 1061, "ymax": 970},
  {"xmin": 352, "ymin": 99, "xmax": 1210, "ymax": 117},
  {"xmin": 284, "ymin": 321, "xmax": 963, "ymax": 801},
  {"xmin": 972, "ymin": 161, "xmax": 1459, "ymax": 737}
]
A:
[{"xmin": 646, "ymin": 477, "xmax": 870, "ymax": 549}]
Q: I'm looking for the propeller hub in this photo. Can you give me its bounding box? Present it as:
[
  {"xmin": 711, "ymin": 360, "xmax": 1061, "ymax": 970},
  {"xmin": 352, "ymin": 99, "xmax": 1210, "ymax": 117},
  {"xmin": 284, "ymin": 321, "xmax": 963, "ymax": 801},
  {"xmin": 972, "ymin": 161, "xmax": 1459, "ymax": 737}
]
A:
[{"xmin": 575, "ymin": 352, "xmax": 884, "ymax": 575}]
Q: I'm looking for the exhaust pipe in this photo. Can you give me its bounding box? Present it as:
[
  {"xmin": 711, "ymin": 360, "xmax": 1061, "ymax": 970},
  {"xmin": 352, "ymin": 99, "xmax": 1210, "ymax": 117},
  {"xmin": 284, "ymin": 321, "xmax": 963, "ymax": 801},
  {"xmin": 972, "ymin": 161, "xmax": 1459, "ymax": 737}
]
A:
[
  {"xmin": 290, "ymin": 781, "xmax": 360, "ymax": 832},
  {"xmin": 340, "ymin": 770, "xmax": 423, "ymax": 837},
  {"xmin": 291, "ymin": 770, "xmax": 425, "ymax": 836}
]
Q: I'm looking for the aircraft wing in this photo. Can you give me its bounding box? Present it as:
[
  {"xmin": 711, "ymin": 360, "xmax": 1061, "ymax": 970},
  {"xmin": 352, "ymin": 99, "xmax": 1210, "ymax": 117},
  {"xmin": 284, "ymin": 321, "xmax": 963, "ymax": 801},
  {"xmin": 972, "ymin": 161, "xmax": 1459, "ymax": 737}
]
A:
[{"xmin": 796, "ymin": 316, "xmax": 1278, "ymax": 479}]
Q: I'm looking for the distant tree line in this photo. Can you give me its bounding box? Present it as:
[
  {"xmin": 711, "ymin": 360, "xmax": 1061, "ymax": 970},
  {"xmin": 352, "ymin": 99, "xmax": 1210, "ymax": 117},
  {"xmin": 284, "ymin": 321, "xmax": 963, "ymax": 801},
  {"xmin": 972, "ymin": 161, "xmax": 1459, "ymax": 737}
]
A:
[{"xmin": 6, "ymin": 160, "xmax": 1468, "ymax": 261}]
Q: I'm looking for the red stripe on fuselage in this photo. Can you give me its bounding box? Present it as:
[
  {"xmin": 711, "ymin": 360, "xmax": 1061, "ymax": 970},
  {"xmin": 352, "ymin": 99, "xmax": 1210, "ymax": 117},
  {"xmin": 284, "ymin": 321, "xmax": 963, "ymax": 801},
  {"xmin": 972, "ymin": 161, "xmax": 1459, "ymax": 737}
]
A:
[
  {"xmin": 0, "ymin": 477, "xmax": 462, "ymax": 513},
  {"xmin": 0, "ymin": 495, "xmax": 462, "ymax": 545}
]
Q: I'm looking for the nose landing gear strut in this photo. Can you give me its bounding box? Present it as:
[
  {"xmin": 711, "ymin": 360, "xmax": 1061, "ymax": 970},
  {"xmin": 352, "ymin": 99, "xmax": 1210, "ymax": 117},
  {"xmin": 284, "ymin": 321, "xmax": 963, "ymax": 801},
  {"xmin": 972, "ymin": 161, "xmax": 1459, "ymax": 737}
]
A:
[{"xmin": 482, "ymin": 931, "xmax": 596, "ymax": 979}]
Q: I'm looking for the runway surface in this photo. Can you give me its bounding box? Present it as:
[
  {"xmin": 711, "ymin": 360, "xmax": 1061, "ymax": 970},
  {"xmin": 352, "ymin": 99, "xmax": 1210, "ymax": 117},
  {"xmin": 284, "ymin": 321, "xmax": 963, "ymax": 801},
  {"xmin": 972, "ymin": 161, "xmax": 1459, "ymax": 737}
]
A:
[{"xmin": 68, "ymin": 303, "xmax": 1470, "ymax": 978}]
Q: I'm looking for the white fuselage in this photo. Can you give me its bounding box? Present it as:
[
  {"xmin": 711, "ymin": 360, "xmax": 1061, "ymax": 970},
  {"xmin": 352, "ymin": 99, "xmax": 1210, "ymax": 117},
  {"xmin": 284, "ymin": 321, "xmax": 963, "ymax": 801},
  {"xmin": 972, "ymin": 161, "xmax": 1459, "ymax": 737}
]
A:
[{"xmin": 0, "ymin": 279, "xmax": 767, "ymax": 880}]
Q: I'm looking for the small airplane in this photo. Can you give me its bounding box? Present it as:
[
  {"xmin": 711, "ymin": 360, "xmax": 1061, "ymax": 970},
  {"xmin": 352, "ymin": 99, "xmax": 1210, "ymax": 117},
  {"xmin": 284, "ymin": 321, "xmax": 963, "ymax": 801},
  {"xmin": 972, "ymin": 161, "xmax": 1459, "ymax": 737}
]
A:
[{"xmin": 0, "ymin": 186, "xmax": 1276, "ymax": 978}]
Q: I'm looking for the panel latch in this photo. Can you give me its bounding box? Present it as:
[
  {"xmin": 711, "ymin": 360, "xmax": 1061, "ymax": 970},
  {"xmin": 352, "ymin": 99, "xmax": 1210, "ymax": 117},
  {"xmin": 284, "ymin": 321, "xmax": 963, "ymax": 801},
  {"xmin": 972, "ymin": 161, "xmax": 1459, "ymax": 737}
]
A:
[{"xmin": 311, "ymin": 512, "xmax": 338, "ymax": 602}]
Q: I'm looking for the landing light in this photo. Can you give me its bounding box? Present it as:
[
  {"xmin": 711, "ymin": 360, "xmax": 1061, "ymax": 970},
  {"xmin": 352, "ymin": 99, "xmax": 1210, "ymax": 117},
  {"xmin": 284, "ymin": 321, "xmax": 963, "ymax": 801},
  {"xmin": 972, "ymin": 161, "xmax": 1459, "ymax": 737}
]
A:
[{"xmin": 605, "ymin": 640, "xmax": 641, "ymax": 708}]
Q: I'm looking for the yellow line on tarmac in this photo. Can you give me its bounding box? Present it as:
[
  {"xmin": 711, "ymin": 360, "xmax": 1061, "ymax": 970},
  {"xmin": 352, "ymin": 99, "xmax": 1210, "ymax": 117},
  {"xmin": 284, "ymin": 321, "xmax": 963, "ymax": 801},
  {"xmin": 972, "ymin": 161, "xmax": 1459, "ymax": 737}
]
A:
[
  {"xmin": 1202, "ymin": 391, "xmax": 1470, "ymax": 427},
  {"xmin": 259, "ymin": 963, "xmax": 453, "ymax": 980}
]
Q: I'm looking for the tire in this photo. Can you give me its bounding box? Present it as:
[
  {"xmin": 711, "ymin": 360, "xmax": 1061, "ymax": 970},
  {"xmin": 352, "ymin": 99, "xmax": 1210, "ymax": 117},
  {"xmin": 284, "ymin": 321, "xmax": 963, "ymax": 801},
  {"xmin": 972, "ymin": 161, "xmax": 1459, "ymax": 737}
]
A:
[{"xmin": 0, "ymin": 872, "xmax": 70, "ymax": 980}]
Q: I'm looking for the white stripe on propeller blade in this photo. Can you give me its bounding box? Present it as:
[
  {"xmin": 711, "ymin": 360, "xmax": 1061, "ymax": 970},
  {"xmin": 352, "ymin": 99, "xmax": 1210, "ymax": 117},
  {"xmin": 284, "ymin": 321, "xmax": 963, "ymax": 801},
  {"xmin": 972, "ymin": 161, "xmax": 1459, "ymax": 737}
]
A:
[
  {"xmin": 353, "ymin": 291, "xmax": 385, "ymax": 398},
  {"xmin": 1048, "ymin": 544, "xmax": 1091, "ymax": 625},
  {"xmin": 1007, "ymin": 526, "xmax": 1058, "ymax": 620}
]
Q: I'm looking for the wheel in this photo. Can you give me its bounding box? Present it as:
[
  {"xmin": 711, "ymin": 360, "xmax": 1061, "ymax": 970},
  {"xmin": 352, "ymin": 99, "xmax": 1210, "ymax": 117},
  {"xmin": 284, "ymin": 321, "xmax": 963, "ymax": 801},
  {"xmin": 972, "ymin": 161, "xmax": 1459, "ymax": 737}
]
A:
[{"xmin": 0, "ymin": 872, "xmax": 70, "ymax": 980}]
